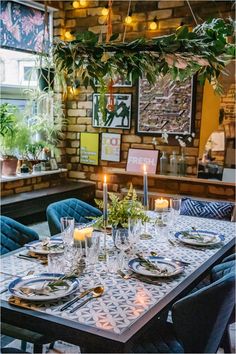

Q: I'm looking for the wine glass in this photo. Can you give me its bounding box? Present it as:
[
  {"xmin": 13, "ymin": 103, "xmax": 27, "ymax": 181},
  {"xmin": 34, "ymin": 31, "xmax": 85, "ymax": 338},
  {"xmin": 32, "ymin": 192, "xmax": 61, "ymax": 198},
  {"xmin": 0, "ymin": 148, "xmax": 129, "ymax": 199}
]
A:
[{"xmin": 128, "ymin": 218, "xmax": 141, "ymax": 252}]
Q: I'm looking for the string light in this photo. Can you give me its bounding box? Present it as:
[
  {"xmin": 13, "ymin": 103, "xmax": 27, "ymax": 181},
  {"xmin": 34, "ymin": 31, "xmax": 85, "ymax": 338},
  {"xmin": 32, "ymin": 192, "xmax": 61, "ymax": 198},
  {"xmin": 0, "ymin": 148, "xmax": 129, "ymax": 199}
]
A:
[
  {"xmin": 72, "ymin": 1, "xmax": 80, "ymax": 8},
  {"xmin": 149, "ymin": 17, "xmax": 158, "ymax": 30},
  {"xmin": 79, "ymin": 0, "xmax": 87, "ymax": 7},
  {"xmin": 125, "ymin": 11, "xmax": 133, "ymax": 25},
  {"xmin": 65, "ymin": 31, "xmax": 74, "ymax": 40},
  {"xmin": 101, "ymin": 6, "xmax": 109, "ymax": 16}
]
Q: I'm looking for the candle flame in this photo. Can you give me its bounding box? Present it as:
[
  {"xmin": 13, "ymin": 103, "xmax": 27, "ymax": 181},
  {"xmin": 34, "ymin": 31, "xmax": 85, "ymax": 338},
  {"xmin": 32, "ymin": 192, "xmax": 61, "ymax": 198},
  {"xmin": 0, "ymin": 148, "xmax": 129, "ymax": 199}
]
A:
[
  {"xmin": 143, "ymin": 164, "xmax": 146, "ymax": 173},
  {"xmin": 104, "ymin": 175, "xmax": 107, "ymax": 183}
]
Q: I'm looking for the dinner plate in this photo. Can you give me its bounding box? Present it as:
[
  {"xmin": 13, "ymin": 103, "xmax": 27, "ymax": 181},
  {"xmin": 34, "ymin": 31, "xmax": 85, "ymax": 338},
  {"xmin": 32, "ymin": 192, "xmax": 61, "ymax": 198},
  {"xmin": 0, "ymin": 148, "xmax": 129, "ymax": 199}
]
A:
[
  {"xmin": 128, "ymin": 256, "xmax": 184, "ymax": 278},
  {"xmin": 175, "ymin": 230, "xmax": 224, "ymax": 246},
  {"xmin": 8, "ymin": 273, "xmax": 79, "ymax": 301},
  {"xmin": 25, "ymin": 240, "xmax": 64, "ymax": 254}
]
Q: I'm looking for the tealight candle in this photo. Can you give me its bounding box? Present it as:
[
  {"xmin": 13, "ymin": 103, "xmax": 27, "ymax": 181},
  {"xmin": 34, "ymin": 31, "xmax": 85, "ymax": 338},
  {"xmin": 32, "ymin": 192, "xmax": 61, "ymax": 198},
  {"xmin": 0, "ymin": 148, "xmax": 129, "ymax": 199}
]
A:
[{"xmin": 155, "ymin": 198, "xmax": 169, "ymax": 211}]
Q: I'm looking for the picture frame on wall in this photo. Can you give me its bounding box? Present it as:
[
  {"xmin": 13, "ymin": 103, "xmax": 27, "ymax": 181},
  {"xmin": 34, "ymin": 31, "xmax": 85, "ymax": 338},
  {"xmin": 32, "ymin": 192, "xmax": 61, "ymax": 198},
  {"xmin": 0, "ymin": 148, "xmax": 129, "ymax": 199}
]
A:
[
  {"xmin": 101, "ymin": 133, "xmax": 121, "ymax": 162},
  {"xmin": 94, "ymin": 74, "xmax": 132, "ymax": 87},
  {"xmin": 126, "ymin": 148, "xmax": 159, "ymax": 173},
  {"xmin": 92, "ymin": 93, "xmax": 132, "ymax": 129},
  {"xmin": 80, "ymin": 132, "xmax": 99, "ymax": 166},
  {"xmin": 137, "ymin": 76, "xmax": 196, "ymax": 135}
]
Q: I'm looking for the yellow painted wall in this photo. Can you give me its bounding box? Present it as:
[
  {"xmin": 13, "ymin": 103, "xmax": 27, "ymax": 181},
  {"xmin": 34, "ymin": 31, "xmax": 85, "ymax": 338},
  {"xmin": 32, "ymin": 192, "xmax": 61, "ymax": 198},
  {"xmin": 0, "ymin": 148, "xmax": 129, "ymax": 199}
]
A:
[{"xmin": 199, "ymin": 81, "xmax": 221, "ymax": 157}]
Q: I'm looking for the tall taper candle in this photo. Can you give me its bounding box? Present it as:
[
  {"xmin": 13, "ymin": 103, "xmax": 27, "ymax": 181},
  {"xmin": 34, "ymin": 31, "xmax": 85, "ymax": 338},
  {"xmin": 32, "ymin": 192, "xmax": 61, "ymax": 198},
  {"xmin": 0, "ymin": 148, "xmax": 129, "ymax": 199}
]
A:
[
  {"xmin": 103, "ymin": 175, "xmax": 108, "ymax": 224},
  {"xmin": 143, "ymin": 164, "xmax": 148, "ymax": 209}
]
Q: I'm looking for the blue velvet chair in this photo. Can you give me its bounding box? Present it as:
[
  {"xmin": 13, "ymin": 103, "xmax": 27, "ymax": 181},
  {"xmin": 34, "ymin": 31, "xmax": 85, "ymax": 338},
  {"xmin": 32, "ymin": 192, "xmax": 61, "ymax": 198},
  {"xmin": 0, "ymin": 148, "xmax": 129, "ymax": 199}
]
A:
[
  {"xmin": 46, "ymin": 198, "xmax": 102, "ymax": 236},
  {"xmin": 132, "ymin": 272, "xmax": 235, "ymax": 353},
  {"xmin": 180, "ymin": 197, "xmax": 234, "ymax": 221},
  {"xmin": 0, "ymin": 216, "xmax": 39, "ymax": 255}
]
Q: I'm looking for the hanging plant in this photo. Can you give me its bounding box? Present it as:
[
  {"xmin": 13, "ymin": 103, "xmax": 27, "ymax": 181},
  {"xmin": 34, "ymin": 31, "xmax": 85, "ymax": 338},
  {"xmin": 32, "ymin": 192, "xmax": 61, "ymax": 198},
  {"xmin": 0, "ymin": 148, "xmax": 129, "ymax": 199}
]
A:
[{"xmin": 53, "ymin": 18, "xmax": 235, "ymax": 121}]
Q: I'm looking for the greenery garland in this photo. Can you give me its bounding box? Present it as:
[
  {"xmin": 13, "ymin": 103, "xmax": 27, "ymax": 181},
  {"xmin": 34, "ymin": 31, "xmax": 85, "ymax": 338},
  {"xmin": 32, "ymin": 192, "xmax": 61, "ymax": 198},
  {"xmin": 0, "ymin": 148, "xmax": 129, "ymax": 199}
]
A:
[{"xmin": 53, "ymin": 18, "xmax": 235, "ymax": 120}]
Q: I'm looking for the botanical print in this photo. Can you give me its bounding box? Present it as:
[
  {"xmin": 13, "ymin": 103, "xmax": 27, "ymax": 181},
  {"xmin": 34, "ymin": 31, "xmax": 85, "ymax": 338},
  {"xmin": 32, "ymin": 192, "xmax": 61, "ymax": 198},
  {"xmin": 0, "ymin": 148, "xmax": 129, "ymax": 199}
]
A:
[
  {"xmin": 0, "ymin": 1, "xmax": 49, "ymax": 53},
  {"xmin": 80, "ymin": 132, "xmax": 99, "ymax": 166},
  {"xmin": 93, "ymin": 94, "xmax": 131, "ymax": 129},
  {"xmin": 137, "ymin": 76, "xmax": 195, "ymax": 135}
]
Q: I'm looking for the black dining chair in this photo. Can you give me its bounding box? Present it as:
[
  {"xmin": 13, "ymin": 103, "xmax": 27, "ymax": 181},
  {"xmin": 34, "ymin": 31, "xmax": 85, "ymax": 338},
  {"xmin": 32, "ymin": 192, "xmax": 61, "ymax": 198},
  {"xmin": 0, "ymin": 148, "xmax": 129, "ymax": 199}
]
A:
[
  {"xmin": 131, "ymin": 272, "xmax": 235, "ymax": 353},
  {"xmin": 46, "ymin": 198, "xmax": 102, "ymax": 236}
]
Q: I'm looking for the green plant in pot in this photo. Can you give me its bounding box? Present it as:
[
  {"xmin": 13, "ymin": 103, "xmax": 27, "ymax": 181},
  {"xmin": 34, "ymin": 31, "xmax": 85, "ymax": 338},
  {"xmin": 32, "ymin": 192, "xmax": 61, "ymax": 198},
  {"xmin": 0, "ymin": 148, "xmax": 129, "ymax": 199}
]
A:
[
  {"xmin": 0, "ymin": 103, "xmax": 31, "ymax": 176},
  {"xmin": 95, "ymin": 185, "xmax": 149, "ymax": 241}
]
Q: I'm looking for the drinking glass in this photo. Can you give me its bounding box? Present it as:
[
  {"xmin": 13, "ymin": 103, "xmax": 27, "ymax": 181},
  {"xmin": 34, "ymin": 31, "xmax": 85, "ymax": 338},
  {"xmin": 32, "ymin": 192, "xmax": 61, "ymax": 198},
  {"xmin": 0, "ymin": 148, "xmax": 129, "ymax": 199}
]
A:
[
  {"xmin": 85, "ymin": 234, "xmax": 100, "ymax": 270},
  {"xmin": 64, "ymin": 242, "xmax": 84, "ymax": 275},
  {"xmin": 128, "ymin": 218, "xmax": 141, "ymax": 251},
  {"xmin": 106, "ymin": 251, "xmax": 123, "ymax": 273},
  {"xmin": 114, "ymin": 229, "xmax": 130, "ymax": 252},
  {"xmin": 60, "ymin": 217, "xmax": 75, "ymax": 245},
  {"xmin": 48, "ymin": 253, "xmax": 65, "ymax": 273}
]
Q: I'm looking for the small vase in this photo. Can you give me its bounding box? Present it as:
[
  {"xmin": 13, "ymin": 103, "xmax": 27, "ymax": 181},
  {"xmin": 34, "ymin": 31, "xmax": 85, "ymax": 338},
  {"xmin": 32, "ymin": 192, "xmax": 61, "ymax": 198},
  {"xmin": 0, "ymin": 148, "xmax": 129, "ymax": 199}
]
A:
[
  {"xmin": 160, "ymin": 151, "xmax": 168, "ymax": 175},
  {"xmin": 170, "ymin": 151, "xmax": 178, "ymax": 175}
]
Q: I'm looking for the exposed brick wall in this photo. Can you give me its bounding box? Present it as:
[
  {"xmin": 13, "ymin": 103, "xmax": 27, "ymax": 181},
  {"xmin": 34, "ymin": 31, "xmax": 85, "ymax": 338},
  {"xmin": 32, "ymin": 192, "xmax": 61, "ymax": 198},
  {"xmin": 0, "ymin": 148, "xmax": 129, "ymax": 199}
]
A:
[
  {"xmin": 1, "ymin": 172, "xmax": 67, "ymax": 197},
  {"xmin": 53, "ymin": 0, "xmax": 235, "ymax": 200}
]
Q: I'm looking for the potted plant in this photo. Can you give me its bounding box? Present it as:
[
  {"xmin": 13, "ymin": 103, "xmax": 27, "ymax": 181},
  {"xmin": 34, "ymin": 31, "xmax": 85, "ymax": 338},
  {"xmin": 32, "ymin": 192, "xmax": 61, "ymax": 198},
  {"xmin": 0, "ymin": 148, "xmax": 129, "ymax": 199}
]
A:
[
  {"xmin": 23, "ymin": 88, "xmax": 66, "ymax": 159},
  {"xmin": 0, "ymin": 103, "xmax": 31, "ymax": 176},
  {"xmin": 94, "ymin": 185, "xmax": 149, "ymax": 237}
]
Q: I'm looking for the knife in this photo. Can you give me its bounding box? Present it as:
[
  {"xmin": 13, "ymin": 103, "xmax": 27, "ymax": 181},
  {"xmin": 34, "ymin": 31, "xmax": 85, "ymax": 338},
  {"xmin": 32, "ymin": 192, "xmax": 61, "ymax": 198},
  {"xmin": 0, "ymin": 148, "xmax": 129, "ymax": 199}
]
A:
[{"xmin": 60, "ymin": 288, "xmax": 95, "ymax": 311}]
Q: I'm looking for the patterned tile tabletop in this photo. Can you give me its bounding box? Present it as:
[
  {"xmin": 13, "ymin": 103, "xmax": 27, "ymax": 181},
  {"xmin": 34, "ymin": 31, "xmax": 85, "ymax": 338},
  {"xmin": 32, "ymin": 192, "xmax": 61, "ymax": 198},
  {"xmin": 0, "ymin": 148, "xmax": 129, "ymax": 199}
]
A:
[{"xmin": 1, "ymin": 215, "xmax": 235, "ymax": 336}]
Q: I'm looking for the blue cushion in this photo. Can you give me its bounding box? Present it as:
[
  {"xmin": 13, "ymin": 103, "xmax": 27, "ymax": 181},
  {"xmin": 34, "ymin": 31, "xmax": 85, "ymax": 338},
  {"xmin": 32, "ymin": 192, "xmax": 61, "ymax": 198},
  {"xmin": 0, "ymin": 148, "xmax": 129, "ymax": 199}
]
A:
[
  {"xmin": 211, "ymin": 260, "xmax": 235, "ymax": 283},
  {"xmin": 47, "ymin": 198, "xmax": 102, "ymax": 236},
  {"xmin": 0, "ymin": 216, "xmax": 39, "ymax": 255},
  {"xmin": 180, "ymin": 198, "xmax": 234, "ymax": 221}
]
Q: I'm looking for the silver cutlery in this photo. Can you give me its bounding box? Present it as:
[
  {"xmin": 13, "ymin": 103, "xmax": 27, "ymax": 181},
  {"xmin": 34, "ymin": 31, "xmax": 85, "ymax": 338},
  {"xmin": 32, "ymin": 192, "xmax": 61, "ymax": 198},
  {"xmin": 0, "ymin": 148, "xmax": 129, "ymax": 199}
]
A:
[
  {"xmin": 168, "ymin": 239, "xmax": 206, "ymax": 252},
  {"xmin": 16, "ymin": 254, "xmax": 47, "ymax": 264},
  {"xmin": 60, "ymin": 286, "xmax": 102, "ymax": 311},
  {"xmin": 69, "ymin": 286, "xmax": 104, "ymax": 313},
  {"xmin": 150, "ymin": 251, "xmax": 190, "ymax": 266},
  {"xmin": 117, "ymin": 270, "xmax": 161, "ymax": 286}
]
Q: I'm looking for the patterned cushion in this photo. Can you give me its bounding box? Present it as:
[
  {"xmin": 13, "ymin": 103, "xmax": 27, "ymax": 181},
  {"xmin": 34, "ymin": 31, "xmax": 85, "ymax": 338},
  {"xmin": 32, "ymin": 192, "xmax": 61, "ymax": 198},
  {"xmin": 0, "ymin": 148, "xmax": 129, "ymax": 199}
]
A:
[
  {"xmin": 180, "ymin": 198, "xmax": 234, "ymax": 221},
  {"xmin": 47, "ymin": 198, "xmax": 102, "ymax": 236},
  {"xmin": 0, "ymin": 216, "xmax": 39, "ymax": 255}
]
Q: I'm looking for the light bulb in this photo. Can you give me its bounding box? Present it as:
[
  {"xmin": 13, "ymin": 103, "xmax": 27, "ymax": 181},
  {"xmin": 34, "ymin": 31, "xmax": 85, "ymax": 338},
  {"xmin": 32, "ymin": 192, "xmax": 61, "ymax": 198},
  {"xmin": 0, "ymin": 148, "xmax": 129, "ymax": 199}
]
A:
[
  {"xmin": 79, "ymin": 0, "xmax": 87, "ymax": 7},
  {"xmin": 65, "ymin": 31, "xmax": 73, "ymax": 40},
  {"xmin": 101, "ymin": 7, "xmax": 109, "ymax": 16},
  {"xmin": 149, "ymin": 21, "xmax": 158, "ymax": 30},
  {"xmin": 72, "ymin": 1, "xmax": 80, "ymax": 8},
  {"xmin": 125, "ymin": 15, "xmax": 132, "ymax": 25}
]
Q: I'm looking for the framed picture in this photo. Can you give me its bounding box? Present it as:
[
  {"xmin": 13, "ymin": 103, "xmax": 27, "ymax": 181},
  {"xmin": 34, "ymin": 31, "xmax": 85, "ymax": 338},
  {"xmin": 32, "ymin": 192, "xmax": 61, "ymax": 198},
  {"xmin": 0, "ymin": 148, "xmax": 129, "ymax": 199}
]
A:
[
  {"xmin": 101, "ymin": 133, "xmax": 121, "ymax": 162},
  {"xmin": 80, "ymin": 132, "xmax": 99, "ymax": 165},
  {"xmin": 94, "ymin": 74, "xmax": 132, "ymax": 87},
  {"xmin": 92, "ymin": 93, "xmax": 132, "ymax": 129},
  {"xmin": 49, "ymin": 158, "xmax": 58, "ymax": 170},
  {"xmin": 137, "ymin": 76, "xmax": 196, "ymax": 135},
  {"xmin": 126, "ymin": 148, "xmax": 159, "ymax": 174}
]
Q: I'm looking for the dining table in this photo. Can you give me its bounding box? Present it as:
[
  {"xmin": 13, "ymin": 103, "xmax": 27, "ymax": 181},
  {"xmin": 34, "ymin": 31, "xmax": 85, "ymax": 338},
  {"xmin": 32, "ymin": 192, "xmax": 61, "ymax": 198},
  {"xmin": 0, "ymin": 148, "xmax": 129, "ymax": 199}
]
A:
[{"xmin": 0, "ymin": 214, "xmax": 235, "ymax": 353}]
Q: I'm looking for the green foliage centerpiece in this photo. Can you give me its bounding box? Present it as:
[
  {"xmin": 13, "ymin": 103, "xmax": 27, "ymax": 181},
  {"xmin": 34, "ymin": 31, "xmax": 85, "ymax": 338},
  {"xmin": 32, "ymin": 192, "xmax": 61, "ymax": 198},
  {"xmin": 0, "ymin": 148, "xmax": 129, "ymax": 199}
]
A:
[{"xmin": 95, "ymin": 185, "xmax": 149, "ymax": 230}]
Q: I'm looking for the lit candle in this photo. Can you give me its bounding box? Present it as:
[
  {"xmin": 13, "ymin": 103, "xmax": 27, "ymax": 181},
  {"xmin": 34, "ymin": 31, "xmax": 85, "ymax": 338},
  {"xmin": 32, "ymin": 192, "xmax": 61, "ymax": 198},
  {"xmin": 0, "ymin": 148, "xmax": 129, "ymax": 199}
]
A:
[
  {"xmin": 73, "ymin": 226, "xmax": 93, "ymax": 246},
  {"xmin": 155, "ymin": 198, "xmax": 169, "ymax": 211},
  {"xmin": 143, "ymin": 164, "xmax": 148, "ymax": 209},
  {"xmin": 103, "ymin": 175, "xmax": 108, "ymax": 224}
]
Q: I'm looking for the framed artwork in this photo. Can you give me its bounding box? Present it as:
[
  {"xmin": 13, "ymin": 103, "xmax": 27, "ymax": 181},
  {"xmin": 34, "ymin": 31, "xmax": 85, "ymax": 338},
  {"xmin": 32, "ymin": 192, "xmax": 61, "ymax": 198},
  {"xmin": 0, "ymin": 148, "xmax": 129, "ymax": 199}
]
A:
[
  {"xmin": 137, "ymin": 76, "xmax": 196, "ymax": 135},
  {"xmin": 80, "ymin": 132, "xmax": 99, "ymax": 165},
  {"xmin": 92, "ymin": 93, "xmax": 132, "ymax": 129},
  {"xmin": 94, "ymin": 74, "xmax": 132, "ymax": 87},
  {"xmin": 101, "ymin": 133, "xmax": 121, "ymax": 162},
  {"xmin": 126, "ymin": 148, "xmax": 159, "ymax": 173}
]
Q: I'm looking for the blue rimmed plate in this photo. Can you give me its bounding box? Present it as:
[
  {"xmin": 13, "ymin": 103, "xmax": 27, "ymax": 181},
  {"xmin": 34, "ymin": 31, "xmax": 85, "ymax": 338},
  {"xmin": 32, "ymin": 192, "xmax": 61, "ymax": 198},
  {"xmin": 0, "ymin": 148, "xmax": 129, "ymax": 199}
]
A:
[
  {"xmin": 25, "ymin": 240, "xmax": 64, "ymax": 255},
  {"xmin": 175, "ymin": 230, "xmax": 224, "ymax": 246},
  {"xmin": 8, "ymin": 273, "xmax": 79, "ymax": 301},
  {"xmin": 128, "ymin": 256, "xmax": 184, "ymax": 278}
]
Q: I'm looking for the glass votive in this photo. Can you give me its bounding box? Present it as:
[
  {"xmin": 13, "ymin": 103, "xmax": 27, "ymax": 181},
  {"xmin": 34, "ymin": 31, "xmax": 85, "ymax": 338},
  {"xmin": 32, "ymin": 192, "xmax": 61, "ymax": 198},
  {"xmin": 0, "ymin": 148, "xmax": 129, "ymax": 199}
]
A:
[
  {"xmin": 63, "ymin": 243, "xmax": 84, "ymax": 275},
  {"xmin": 73, "ymin": 223, "xmax": 94, "ymax": 248},
  {"xmin": 154, "ymin": 198, "xmax": 169, "ymax": 212},
  {"xmin": 85, "ymin": 233, "xmax": 100, "ymax": 269}
]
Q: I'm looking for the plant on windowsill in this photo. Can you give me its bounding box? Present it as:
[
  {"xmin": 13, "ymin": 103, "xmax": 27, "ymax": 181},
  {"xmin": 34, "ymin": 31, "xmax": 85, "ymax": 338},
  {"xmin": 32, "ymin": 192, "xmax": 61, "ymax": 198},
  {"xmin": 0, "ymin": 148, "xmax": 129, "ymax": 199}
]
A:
[
  {"xmin": 94, "ymin": 185, "xmax": 149, "ymax": 232},
  {"xmin": 0, "ymin": 103, "xmax": 31, "ymax": 176}
]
